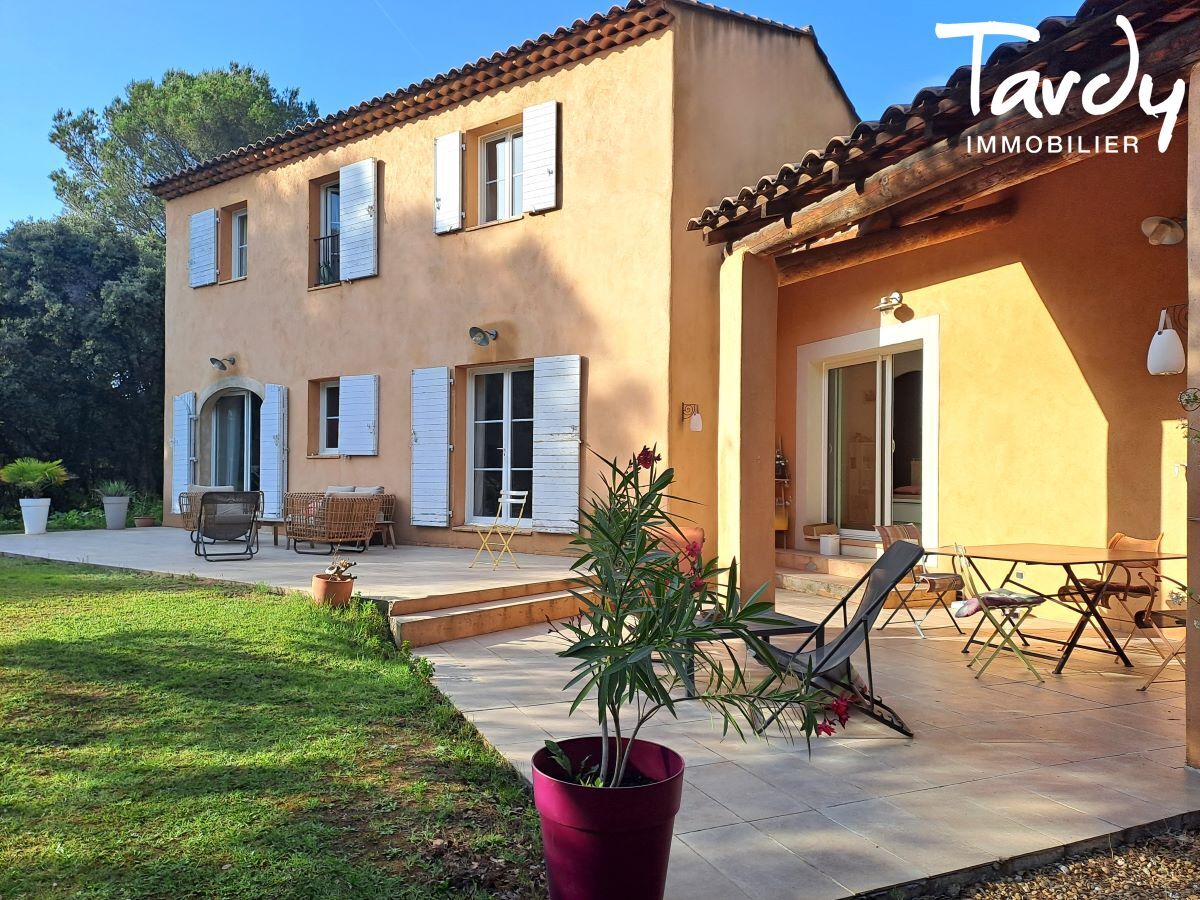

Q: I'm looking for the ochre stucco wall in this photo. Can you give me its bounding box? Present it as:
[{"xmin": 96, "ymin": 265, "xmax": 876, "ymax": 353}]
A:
[
  {"xmin": 668, "ymin": 8, "xmax": 857, "ymax": 556},
  {"xmin": 164, "ymin": 31, "xmax": 678, "ymax": 551},
  {"xmin": 776, "ymin": 142, "xmax": 1189, "ymax": 591}
]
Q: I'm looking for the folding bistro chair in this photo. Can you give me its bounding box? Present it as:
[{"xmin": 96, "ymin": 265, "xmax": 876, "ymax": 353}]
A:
[
  {"xmin": 470, "ymin": 490, "xmax": 528, "ymax": 569},
  {"xmin": 752, "ymin": 540, "xmax": 924, "ymax": 737},
  {"xmin": 1126, "ymin": 571, "xmax": 1189, "ymax": 691},
  {"xmin": 952, "ymin": 544, "xmax": 1046, "ymax": 682},
  {"xmin": 1054, "ymin": 532, "xmax": 1163, "ymax": 651},
  {"xmin": 876, "ymin": 524, "xmax": 964, "ymax": 637}
]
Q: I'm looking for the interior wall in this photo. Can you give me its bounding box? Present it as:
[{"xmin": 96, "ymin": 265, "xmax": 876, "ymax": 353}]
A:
[{"xmin": 777, "ymin": 141, "xmax": 1189, "ymax": 590}]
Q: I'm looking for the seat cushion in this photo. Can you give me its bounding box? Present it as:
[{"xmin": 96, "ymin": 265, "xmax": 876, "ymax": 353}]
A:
[
  {"xmin": 325, "ymin": 485, "xmax": 357, "ymax": 495},
  {"xmin": 354, "ymin": 485, "xmax": 386, "ymax": 494},
  {"xmin": 981, "ymin": 591, "xmax": 1043, "ymax": 608},
  {"xmin": 1074, "ymin": 577, "xmax": 1154, "ymax": 596}
]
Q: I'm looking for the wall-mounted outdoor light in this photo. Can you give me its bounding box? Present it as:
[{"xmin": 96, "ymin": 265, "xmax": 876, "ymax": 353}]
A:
[
  {"xmin": 874, "ymin": 291, "xmax": 904, "ymax": 313},
  {"xmin": 469, "ymin": 326, "xmax": 499, "ymax": 347},
  {"xmin": 1148, "ymin": 308, "xmax": 1186, "ymax": 376},
  {"xmin": 209, "ymin": 355, "xmax": 237, "ymax": 371},
  {"xmin": 1141, "ymin": 216, "xmax": 1186, "ymax": 246},
  {"xmin": 681, "ymin": 403, "xmax": 703, "ymax": 432}
]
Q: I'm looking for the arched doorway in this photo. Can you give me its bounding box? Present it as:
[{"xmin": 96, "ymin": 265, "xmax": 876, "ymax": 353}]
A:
[{"xmin": 198, "ymin": 380, "xmax": 265, "ymax": 492}]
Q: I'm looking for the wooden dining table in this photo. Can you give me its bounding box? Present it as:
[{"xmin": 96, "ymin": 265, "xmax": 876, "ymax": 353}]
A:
[{"xmin": 932, "ymin": 543, "xmax": 1185, "ymax": 674}]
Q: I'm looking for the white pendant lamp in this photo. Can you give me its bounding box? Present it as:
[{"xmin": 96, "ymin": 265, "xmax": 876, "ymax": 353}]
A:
[{"xmin": 1147, "ymin": 308, "xmax": 1185, "ymax": 376}]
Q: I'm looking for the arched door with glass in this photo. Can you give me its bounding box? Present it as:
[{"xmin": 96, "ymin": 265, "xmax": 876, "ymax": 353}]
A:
[{"xmin": 211, "ymin": 390, "xmax": 262, "ymax": 491}]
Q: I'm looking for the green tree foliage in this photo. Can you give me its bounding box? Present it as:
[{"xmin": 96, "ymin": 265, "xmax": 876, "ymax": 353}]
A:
[
  {"xmin": 50, "ymin": 63, "xmax": 318, "ymax": 239},
  {"xmin": 0, "ymin": 218, "xmax": 164, "ymax": 497}
]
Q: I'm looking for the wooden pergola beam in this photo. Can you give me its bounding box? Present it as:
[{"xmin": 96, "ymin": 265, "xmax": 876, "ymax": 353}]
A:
[
  {"xmin": 775, "ymin": 201, "xmax": 1015, "ymax": 286},
  {"xmin": 731, "ymin": 13, "xmax": 1200, "ymax": 258}
]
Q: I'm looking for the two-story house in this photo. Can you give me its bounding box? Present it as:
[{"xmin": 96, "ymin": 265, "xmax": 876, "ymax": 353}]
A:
[{"xmin": 152, "ymin": 0, "xmax": 855, "ymax": 557}]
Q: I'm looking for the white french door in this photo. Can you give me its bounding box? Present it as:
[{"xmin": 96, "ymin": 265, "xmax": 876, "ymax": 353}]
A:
[
  {"xmin": 468, "ymin": 367, "xmax": 534, "ymax": 524},
  {"xmin": 825, "ymin": 348, "xmax": 923, "ymax": 539}
]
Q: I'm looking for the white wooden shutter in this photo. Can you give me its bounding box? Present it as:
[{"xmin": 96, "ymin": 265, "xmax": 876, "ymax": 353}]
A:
[
  {"xmin": 522, "ymin": 102, "xmax": 559, "ymax": 214},
  {"xmin": 532, "ymin": 355, "xmax": 581, "ymax": 533},
  {"xmin": 338, "ymin": 375, "xmax": 380, "ymax": 456},
  {"xmin": 259, "ymin": 384, "xmax": 288, "ymax": 518},
  {"xmin": 187, "ymin": 209, "xmax": 218, "ymax": 287},
  {"xmin": 170, "ymin": 392, "xmax": 196, "ymax": 512},
  {"xmin": 410, "ymin": 366, "xmax": 451, "ymax": 526},
  {"xmin": 338, "ymin": 158, "xmax": 378, "ymax": 280},
  {"xmin": 433, "ymin": 132, "xmax": 463, "ymax": 234}
]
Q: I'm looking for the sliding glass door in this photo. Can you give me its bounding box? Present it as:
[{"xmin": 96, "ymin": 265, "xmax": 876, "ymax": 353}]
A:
[{"xmin": 825, "ymin": 349, "xmax": 923, "ymax": 537}]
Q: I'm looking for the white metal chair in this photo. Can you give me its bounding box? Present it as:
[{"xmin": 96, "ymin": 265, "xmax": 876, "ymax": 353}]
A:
[{"xmin": 470, "ymin": 490, "xmax": 529, "ymax": 569}]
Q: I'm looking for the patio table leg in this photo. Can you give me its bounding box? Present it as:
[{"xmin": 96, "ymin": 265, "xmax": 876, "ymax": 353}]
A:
[{"xmin": 1054, "ymin": 564, "xmax": 1133, "ymax": 674}]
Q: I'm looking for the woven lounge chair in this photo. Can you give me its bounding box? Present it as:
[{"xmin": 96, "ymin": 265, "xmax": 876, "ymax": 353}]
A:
[
  {"xmin": 752, "ymin": 540, "xmax": 924, "ymax": 737},
  {"xmin": 193, "ymin": 491, "xmax": 262, "ymax": 561},
  {"xmin": 876, "ymin": 524, "xmax": 964, "ymax": 637},
  {"xmin": 284, "ymin": 492, "xmax": 383, "ymax": 555}
]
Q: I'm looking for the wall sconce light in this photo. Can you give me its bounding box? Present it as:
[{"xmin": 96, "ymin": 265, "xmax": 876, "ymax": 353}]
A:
[
  {"xmin": 873, "ymin": 291, "xmax": 904, "ymax": 313},
  {"xmin": 1141, "ymin": 216, "xmax": 1186, "ymax": 246},
  {"xmin": 209, "ymin": 355, "xmax": 237, "ymax": 371},
  {"xmin": 469, "ymin": 326, "xmax": 499, "ymax": 347},
  {"xmin": 1147, "ymin": 308, "xmax": 1186, "ymax": 375},
  {"xmin": 681, "ymin": 403, "xmax": 703, "ymax": 432}
]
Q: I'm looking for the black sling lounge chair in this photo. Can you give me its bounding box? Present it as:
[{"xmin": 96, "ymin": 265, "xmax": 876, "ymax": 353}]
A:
[
  {"xmin": 753, "ymin": 540, "xmax": 923, "ymax": 737},
  {"xmin": 193, "ymin": 491, "xmax": 262, "ymax": 561}
]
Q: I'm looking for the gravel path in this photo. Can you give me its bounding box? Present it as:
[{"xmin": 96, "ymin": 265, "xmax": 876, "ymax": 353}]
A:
[{"xmin": 923, "ymin": 832, "xmax": 1200, "ymax": 899}]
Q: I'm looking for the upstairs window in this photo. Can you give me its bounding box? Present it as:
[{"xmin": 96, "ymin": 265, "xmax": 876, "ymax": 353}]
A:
[
  {"xmin": 318, "ymin": 181, "xmax": 340, "ymax": 285},
  {"xmin": 231, "ymin": 209, "xmax": 248, "ymax": 279},
  {"xmin": 480, "ymin": 128, "xmax": 523, "ymax": 224},
  {"xmin": 319, "ymin": 380, "xmax": 340, "ymax": 454}
]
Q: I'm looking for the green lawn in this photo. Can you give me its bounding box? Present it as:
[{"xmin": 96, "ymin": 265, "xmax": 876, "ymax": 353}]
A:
[{"xmin": 0, "ymin": 558, "xmax": 545, "ymax": 899}]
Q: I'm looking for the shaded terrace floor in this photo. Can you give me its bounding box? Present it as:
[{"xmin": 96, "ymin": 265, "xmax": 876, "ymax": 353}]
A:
[{"xmin": 421, "ymin": 592, "xmax": 1197, "ymax": 900}]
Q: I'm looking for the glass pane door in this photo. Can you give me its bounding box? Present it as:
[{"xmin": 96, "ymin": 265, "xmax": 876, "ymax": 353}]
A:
[
  {"xmin": 213, "ymin": 393, "xmax": 247, "ymax": 489},
  {"xmin": 826, "ymin": 361, "xmax": 879, "ymax": 532},
  {"xmin": 470, "ymin": 368, "xmax": 534, "ymax": 522}
]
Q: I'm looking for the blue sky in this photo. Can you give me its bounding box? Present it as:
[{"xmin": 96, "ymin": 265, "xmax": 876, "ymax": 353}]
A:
[{"xmin": 0, "ymin": 0, "xmax": 1058, "ymax": 229}]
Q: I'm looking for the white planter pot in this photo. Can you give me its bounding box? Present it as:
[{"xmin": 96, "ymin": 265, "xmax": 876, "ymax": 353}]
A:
[
  {"xmin": 818, "ymin": 533, "xmax": 842, "ymax": 556},
  {"xmin": 102, "ymin": 496, "xmax": 130, "ymax": 530},
  {"xmin": 19, "ymin": 498, "xmax": 51, "ymax": 535}
]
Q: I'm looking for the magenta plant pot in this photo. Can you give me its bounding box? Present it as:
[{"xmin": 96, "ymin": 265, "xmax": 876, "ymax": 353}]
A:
[{"xmin": 532, "ymin": 736, "xmax": 684, "ymax": 900}]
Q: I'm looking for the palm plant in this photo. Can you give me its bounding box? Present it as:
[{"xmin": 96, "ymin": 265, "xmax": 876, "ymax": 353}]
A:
[
  {"xmin": 0, "ymin": 459, "xmax": 70, "ymax": 499},
  {"xmin": 552, "ymin": 447, "xmax": 840, "ymax": 788}
]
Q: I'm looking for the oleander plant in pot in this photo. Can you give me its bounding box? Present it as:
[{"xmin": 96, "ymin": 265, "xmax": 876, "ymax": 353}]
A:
[
  {"xmin": 534, "ymin": 447, "xmax": 840, "ymax": 900},
  {"xmin": 312, "ymin": 558, "xmax": 357, "ymax": 608},
  {"xmin": 0, "ymin": 458, "xmax": 69, "ymax": 535},
  {"xmin": 95, "ymin": 479, "xmax": 135, "ymax": 530}
]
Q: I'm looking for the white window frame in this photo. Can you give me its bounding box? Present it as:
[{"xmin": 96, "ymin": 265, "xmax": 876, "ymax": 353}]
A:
[
  {"xmin": 478, "ymin": 127, "xmax": 524, "ymax": 225},
  {"xmin": 231, "ymin": 209, "xmax": 248, "ymax": 279},
  {"xmin": 319, "ymin": 180, "xmax": 340, "ymax": 282},
  {"xmin": 466, "ymin": 365, "xmax": 533, "ymax": 525},
  {"xmin": 318, "ymin": 380, "xmax": 340, "ymax": 455}
]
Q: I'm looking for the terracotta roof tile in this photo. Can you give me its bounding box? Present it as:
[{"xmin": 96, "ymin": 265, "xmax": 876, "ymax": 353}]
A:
[
  {"xmin": 149, "ymin": 0, "xmax": 818, "ymax": 199},
  {"xmin": 688, "ymin": 0, "xmax": 1200, "ymax": 239}
]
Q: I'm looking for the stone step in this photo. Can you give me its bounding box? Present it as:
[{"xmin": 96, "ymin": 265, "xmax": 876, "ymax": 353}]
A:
[
  {"xmin": 387, "ymin": 578, "xmax": 576, "ymax": 616},
  {"xmin": 390, "ymin": 590, "xmax": 587, "ymax": 647},
  {"xmin": 775, "ymin": 567, "xmax": 944, "ymax": 608},
  {"xmin": 775, "ymin": 549, "xmax": 875, "ymax": 578}
]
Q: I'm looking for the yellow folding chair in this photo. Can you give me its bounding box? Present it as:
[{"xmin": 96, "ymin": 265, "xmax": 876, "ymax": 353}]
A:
[
  {"xmin": 953, "ymin": 544, "xmax": 1047, "ymax": 683},
  {"xmin": 470, "ymin": 490, "xmax": 529, "ymax": 569}
]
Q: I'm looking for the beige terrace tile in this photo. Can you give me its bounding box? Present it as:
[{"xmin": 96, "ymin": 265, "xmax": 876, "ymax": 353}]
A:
[
  {"xmin": 684, "ymin": 762, "xmax": 810, "ymax": 821},
  {"xmin": 679, "ymin": 823, "xmax": 850, "ymax": 900}
]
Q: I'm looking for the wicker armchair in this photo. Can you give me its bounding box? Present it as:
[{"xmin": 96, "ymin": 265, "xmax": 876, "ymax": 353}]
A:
[{"xmin": 284, "ymin": 492, "xmax": 383, "ymax": 555}]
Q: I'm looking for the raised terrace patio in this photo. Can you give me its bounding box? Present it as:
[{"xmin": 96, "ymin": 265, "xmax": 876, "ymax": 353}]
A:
[
  {"xmin": 422, "ymin": 592, "xmax": 1197, "ymax": 900},
  {"xmin": 2, "ymin": 529, "xmax": 1196, "ymax": 898}
]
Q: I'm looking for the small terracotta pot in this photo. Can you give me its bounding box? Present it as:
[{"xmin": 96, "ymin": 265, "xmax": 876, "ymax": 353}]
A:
[
  {"xmin": 133, "ymin": 516, "xmax": 158, "ymax": 527},
  {"xmin": 312, "ymin": 573, "xmax": 355, "ymax": 607}
]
